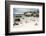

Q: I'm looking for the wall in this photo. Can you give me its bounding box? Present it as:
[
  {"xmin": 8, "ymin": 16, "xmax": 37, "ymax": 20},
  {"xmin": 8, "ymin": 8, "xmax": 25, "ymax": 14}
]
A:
[{"xmin": 0, "ymin": 0, "xmax": 46, "ymax": 36}]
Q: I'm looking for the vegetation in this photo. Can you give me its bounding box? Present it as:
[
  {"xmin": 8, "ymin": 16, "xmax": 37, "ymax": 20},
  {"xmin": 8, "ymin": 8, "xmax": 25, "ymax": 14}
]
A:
[
  {"xmin": 15, "ymin": 18, "xmax": 20, "ymax": 22},
  {"xmin": 24, "ymin": 12, "xmax": 39, "ymax": 17}
]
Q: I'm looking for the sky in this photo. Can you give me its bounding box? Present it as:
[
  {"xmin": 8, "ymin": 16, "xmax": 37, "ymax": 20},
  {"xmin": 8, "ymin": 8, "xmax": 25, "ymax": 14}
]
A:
[{"xmin": 13, "ymin": 8, "xmax": 39, "ymax": 15}]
